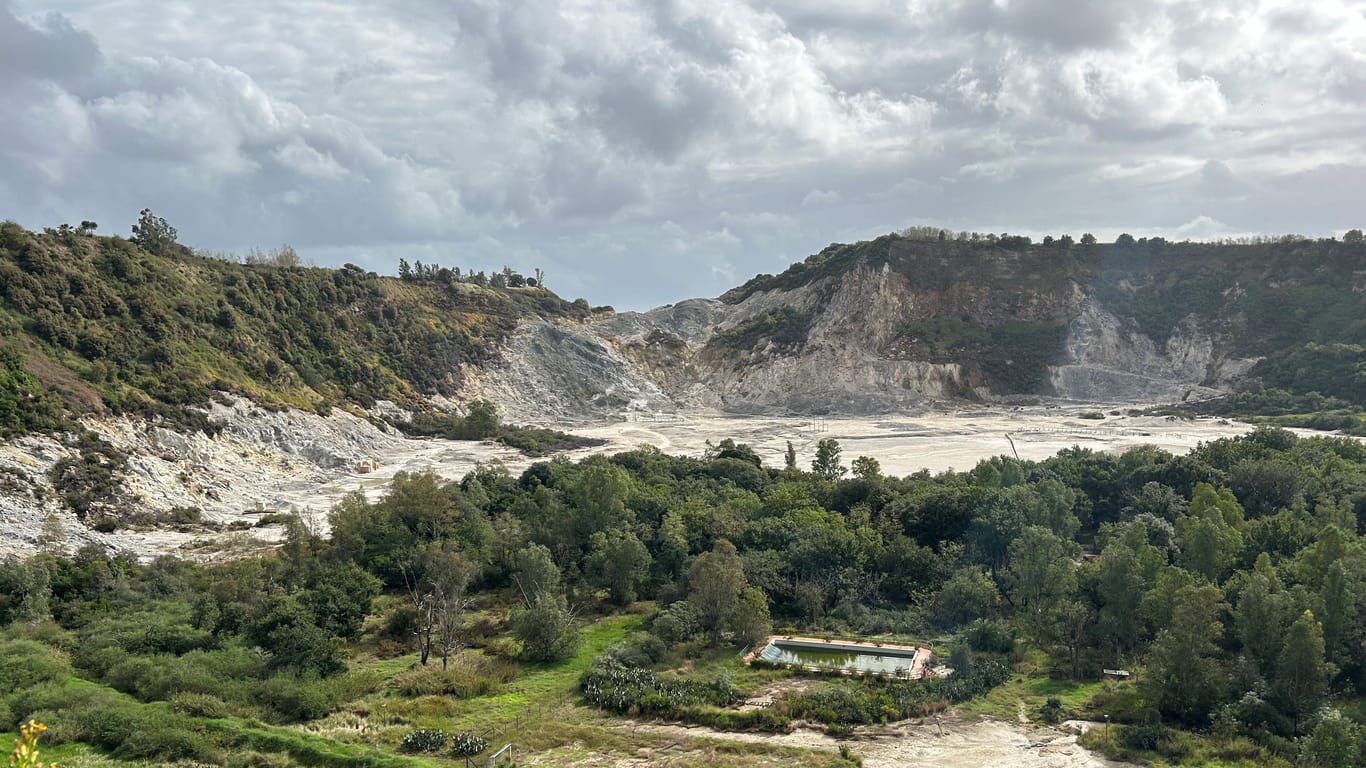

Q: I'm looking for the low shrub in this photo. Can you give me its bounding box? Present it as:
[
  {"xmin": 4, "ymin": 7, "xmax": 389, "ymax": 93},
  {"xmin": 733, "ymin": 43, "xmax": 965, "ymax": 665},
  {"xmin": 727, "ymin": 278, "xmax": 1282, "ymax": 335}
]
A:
[
  {"xmin": 172, "ymin": 691, "xmax": 232, "ymax": 718},
  {"xmin": 838, "ymin": 743, "xmax": 863, "ymax": 767},
  {"xmin": 0, "ymin": 639, "xmax": 71, "ymax": 692},
  {"xmin": 1121, "ymin": 719, "xmax": 1173, "ymax": 751},
  {"xmin": 116, "ymin": 725, "xmax": 219, "ymax": 763},
  {"xmin": 677, "ymin": 705, "xmax": 791, "ymax": 733},
  {"xmin": 393, "ymin": 655, "xmax": 517, "ymax": 698},
  {"xmin": 1038, "ymin": 697, "xmax": 1064, "ymax": 724},
  {"xmin": 579, "ymin": 657, "xmax": 742, "ymax": 717},
  {"xmin": 252, "ymin": 675, "xmax": 333, "ymax": 723},
  {"xmin": 483, "ymin": 636, "xmax": 521, "ymax": 660},
  {"xmin": 963, "ymin": 619, "xmax": 1015, "ymax": 654}
]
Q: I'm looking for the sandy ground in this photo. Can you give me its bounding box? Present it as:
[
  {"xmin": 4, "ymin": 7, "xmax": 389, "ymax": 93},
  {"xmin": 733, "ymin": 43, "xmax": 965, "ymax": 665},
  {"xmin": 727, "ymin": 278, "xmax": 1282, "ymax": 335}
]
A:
[
  {"xmin": 272, "ymin": 405, "xmax": 1270, "ymax": 524},
  {"xmin": 4, "ymin": 403, "xmax": 1331, "ymax": 559},
  {"xmin": 571, "ymin": 405, "xmax": 1278, "ymax": 478},
  {"xmin": 625, "ymin": 715, "xmax": 1138, "ymax": 768}
]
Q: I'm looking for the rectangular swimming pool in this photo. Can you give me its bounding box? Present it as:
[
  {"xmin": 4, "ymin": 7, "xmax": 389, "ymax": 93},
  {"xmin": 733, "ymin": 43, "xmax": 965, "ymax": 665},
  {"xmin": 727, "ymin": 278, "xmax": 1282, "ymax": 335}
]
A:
[{"xmin": 751, "ymin": 636, "xmax": 926, "ymax": 677}]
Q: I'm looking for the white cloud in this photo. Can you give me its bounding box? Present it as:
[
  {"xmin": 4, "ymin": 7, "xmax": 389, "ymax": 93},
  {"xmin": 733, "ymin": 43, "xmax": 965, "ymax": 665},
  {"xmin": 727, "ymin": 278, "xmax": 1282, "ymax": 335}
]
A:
[
  {"xmin": 801, "ymin": 189, "xmax": 842, "ymax": 207},
  {"xmin": 1, "ymin": 0, "xmax": 1364, "ymax": 309}
]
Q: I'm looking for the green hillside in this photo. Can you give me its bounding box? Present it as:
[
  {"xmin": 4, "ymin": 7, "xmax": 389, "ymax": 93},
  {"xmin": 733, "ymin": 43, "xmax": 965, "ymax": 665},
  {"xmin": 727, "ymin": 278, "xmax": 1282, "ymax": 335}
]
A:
[{"xmin": 0, "ymin": 221, "xmax": 591, "ymax": 436}]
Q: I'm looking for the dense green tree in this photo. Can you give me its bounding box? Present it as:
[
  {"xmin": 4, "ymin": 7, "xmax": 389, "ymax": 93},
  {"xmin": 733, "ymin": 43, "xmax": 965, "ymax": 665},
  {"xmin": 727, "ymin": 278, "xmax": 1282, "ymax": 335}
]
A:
[
  {"xmin": 1027, "ymin": 479, "xmax": 1082, "ymax": 539},
  {"xmin": 967, "ymin": 495, "xmax": 1027, "ymax": 574},
  {"xmin": 512, "ymin": 544, "xmax": 562, "ymax": 604},
  {"xmin": 585, "ymin": 529, "xmax": 651, "ymax": 605},
  {"xmin": 1299, "ymin": 710, "xmax": 1364, "ymax": 767},
  {"xmin": 300, "ymin": 562, "xmax": 380, "ymax": 640},
  {"xmin": 1095, "ymin": 525, "xmax": 1161, "ymax": 656},
  {"xmin": 688, "ymin": 539, "xmax": 748, "ymax": 644},
  {"xmin": 562, "ymin": 460, "xmax": 634, "ymax": 554},
  {"xmin": 1177, "ymin": 483, "xmax": 1245, "ymax": 583},
  {"xmin": 1122, "ymin": 481, "xmax": 1189, "ymax": 522},
  {"xmin": 1138, "ymin": 566, "xmax": 1196, "ymax": 638},
  {"xmin": 130, "ymin": 208, "xmax": 178, "ymax": 255},
  {"xmin": 1234, "ymin": 555, "xmax": 1289, "ymax": 674},
  {"xmin": 851, "ymin": 455, "xmax": 882, "ymax": 482},
  {"xmin": 1318, "ymin": 560, "xmax": 1356, "ymax": 666},
  {"xmin": 1144, "ymin": 585, "xmax": 1229, "ymax": 724},
  {"xmin": 1058, "ymin": 600, "xmax": 1093, "ymax": 679},
  {"xmin": 511, "ymin": 593, "xmax": 580, "ymax": 661},
  {"xmin": 1004, "ymin": 526, "xmax": 1076, "ymax": 646},
  {"xmin": 931, "ymin": 566, "xmax": 1000, "ymax": 628},
  {"xmin": 811, "ymin": 439, "xmax": 846, "ymax": 481},
  {"xmin": 0, "ymin": 557, "xmax": 51, "ymax": 624},
  {"xmin": 1276, "ymin": 610, "xmax": 1330, "ymax": 734},
  {"xmin": 248, "ymin": 598, "xmax": 342, "ymax": 676},
  {"xmin": 729, "ymin": 586, "xmax": 773, "ymax": 646},
  {"xmin": 462, "ymin": 399, "xmax": 501, "ymax": 439}
]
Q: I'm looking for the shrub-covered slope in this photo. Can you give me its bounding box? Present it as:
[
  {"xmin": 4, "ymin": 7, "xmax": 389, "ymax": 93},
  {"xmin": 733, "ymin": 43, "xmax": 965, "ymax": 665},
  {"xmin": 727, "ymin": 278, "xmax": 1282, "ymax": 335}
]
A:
[{"xmin": 0, "ymin": 222, "xmax": 591, "ymax": 435}]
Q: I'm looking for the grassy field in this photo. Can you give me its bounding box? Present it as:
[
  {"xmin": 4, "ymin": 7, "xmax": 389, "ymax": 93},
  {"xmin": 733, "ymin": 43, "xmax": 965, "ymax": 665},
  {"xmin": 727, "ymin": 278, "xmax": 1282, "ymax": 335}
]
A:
[{"xmin": 17, "ymin": 613, "xmax": 854, "ymax": 768}]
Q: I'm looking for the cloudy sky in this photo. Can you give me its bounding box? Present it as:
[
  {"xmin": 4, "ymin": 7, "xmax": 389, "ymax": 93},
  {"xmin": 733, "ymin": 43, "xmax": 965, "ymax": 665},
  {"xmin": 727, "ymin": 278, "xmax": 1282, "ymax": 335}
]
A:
[{"xmin": 2, "ymin": 0, "xmax": 1364, "ymax": 309}]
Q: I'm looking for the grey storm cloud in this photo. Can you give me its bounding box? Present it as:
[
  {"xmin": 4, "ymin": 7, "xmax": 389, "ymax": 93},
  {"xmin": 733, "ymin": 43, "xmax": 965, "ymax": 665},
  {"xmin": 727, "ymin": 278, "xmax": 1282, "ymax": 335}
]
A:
[{"xmin": 1, "ymin": 0, "xmax": 1365, "ymax": 309}]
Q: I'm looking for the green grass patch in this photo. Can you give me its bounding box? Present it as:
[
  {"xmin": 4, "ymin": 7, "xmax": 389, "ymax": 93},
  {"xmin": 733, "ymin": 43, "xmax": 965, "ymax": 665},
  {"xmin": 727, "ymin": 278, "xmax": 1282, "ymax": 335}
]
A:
[{"xmin": 956, "ymin": 673, "xmax": 1104, "ymax": 722}]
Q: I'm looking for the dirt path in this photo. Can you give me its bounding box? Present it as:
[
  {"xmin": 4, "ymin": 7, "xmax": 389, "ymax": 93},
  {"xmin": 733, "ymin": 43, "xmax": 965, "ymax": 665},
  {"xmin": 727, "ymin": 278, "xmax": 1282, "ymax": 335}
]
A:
[{"xmin": 625, "ymin": 716, "xmax": 1139, "ymax": 768}]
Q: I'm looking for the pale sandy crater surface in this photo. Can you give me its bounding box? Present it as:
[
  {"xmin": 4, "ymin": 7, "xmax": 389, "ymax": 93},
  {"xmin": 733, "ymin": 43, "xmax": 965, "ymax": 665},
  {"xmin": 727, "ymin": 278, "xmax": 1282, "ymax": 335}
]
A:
[
  {"xmin": 249, "ymin": 407, "xmax": 1277, "ymax": 525},
  {"xmin": 572, "ymin": 406, "xmax": 1271, "ymax": 478},
  {"xmin": 2, "ymin": 404, "xmax": 1327, "ymax": 560}
]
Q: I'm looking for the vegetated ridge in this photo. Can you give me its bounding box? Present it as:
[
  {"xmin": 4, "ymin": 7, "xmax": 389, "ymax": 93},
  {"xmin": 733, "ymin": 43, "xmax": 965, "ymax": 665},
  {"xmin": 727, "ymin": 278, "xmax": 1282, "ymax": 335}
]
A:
[
  {"xmin": 2, "ymin": 218, "xmax": 1364, "ymax": 551},
  {"xmin": 4, "ymin": 220, "xmax": 1364, "ymax": 435}
]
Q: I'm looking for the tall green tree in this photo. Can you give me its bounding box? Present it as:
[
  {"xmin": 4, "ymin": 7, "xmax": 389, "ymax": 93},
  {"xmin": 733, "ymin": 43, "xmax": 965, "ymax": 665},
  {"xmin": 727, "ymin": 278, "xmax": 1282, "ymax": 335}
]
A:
[
  {"xmin": 1275, "ymin": 610, "xmax": 1330, "ymax": 734},
  {"xmin": 811, "ymin": 439, "xmax": 846, "ymax": 481},
  {"xmin": 508, "ymin": 542, "xmax": 579, "ymax": 661},
  {"xmin": 1004, "ymin": 526, "xmax": 1076, "ymax": 646},
  {"xmin": 130, "ymin": 208, "xmax": 178, "ymax": 255},
  {"xmin": 584, "ymin": 529, "xmax": 651, "ymax": 605},
  {"xmin": 1234, "ymin": 555, "xmax": 1289, "ymax": 675},
  {"xmin": 1095, "ymin": 522, "xmax": 1163, "ymax": 657},
  {"xmin": 931, "ymin": 566, "xmax": 1000, "ymax": 629},
  {"xmin": 688, "ymin": 539, "xmax": 747, "ymax": 644},
  {"xmin": 1177, "ymin": 484, "xmax": 1245, "ymax": 583},
  {"xmin": 511, "ymin": 592, "xmax": 580, "ymax": 662},
  {"xmin": 1319, "ymin": 560, "xmax": 1357, "ymax": 666},
  {"xmin": 729, "ymin": 586, "xmax": 773, "ymax": 646},
  {"xmin": 512, "ymin": 544, "xmax": 562, "ymax": 604},
  {"xmin": 1144, "ymin": 585, "xmax": 1229, "ymax": 725}
]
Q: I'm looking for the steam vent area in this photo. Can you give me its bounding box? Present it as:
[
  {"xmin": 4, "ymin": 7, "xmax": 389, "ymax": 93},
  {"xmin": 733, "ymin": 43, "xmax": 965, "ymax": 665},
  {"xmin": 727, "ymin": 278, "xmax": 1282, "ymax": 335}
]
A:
[{"xmin": 746, "ymin": 636, "xmax": 931, "ymax": 679}]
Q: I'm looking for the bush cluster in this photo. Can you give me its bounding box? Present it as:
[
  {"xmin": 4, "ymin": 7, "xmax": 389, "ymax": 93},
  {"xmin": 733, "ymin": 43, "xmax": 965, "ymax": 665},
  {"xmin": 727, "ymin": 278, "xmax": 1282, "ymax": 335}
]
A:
[
  {"xmin": 579, "ymin": 658, "xmax": 741, "ymax": 716},
  {"xmin": 400, "ymin": 728, "xmax": 446, "ymax": 753},
  {"xmin": 449, "ymin": 732, "xmax": 488, "ymax": 756},
  {"xmin": 781, "ymin": 660, "xmax": 1011, "ymax": 726}
]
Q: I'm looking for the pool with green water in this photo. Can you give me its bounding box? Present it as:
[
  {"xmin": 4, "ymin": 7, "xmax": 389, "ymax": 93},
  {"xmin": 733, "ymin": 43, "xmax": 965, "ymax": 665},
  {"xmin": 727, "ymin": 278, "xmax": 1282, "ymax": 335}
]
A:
[{"xmin": 757, "ymin": 639, "xmax": 918, "ymax": 676}]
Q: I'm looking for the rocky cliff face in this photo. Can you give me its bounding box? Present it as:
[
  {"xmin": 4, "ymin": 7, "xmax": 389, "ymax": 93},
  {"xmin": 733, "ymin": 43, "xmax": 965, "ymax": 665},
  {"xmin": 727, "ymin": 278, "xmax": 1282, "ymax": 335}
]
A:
[{"xmin": 460, "ymin": 236, "xmax": 1354, "ymax": 420}]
